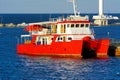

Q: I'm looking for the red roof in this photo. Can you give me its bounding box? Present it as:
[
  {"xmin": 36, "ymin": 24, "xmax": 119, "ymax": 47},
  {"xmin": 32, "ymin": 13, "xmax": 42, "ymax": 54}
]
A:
[{"xmin": 24, "ymin": 24, "xmax": 43, "ymax": 31}]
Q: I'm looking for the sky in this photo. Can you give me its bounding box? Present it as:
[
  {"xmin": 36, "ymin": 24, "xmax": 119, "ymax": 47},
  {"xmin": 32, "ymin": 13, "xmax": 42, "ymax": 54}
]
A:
[{"xmin": 0, "ymin": 0, "xmax": 120, "ymax": 13}]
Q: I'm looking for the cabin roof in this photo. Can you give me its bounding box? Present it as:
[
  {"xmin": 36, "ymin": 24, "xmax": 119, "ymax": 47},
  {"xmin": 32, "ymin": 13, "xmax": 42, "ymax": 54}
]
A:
[{"xmin": 57, "ymin": 20, "xmax": 90, "ymax": 24}]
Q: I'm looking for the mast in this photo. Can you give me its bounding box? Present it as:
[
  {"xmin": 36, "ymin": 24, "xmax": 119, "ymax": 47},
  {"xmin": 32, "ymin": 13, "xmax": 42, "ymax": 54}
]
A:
[{"xmin": 72, "ymin": 0, "xmax": 77, "ymax": 16}]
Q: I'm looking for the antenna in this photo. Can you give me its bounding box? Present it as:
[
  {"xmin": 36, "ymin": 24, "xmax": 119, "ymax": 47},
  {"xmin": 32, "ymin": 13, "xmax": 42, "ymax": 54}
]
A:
[{"xmin": 68, "ymin": 0, "xmax": 80, "ymax": 16}]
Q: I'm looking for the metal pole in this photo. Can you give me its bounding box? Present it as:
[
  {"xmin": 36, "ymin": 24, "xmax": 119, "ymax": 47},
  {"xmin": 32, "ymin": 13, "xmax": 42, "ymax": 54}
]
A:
[{"xmin": 72, "ymin": 0, "xmax": 77, "ymax": 16}]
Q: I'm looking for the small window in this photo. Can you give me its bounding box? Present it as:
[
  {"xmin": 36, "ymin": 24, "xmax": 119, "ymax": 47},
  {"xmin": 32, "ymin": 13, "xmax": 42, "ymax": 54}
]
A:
[
  {"xmin": 67, "ymin": 24, "xmax": 70, "ymax": 28},
  {"xmin": 81, "ymin": 24, "xmax": 84, "ymax": 27},
  {"xmin": 64, "ymin": 24, "xmax": 66, "ymax": 27},
  {"xmin": 58, "ymin": 37, "xmax": 60, "ymax": 40},
  {"xmin": 76, "ymin": 24, "xmax": 79, "ymax": 28},
  {"xmin": 86, "ymin": 24, "xmax": 89, "ymax": 27},
  {"xmin": 58, "ymin": 37, "xmax": 62, "ymax": 40},
  {"xmin": 68, "ymin": 37, "xmax": 72, "ymax": 40},
  {"xmin": 38, "ymin": 36, "xmax": 41, "ymax": 40},
  {"xmin": 71, "ymin": 24, "xmax": 74, "ymax": 28}
]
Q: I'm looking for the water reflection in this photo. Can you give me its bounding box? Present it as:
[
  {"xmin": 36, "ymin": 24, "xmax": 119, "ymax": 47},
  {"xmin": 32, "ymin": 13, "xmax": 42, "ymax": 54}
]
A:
[
  {"xmin": 17, "ymin": 55, "xmax": 117, "ymax": 80},
  {"xmin": 1, "ymin": 54, "xmax": 120, "ymax": 80}
]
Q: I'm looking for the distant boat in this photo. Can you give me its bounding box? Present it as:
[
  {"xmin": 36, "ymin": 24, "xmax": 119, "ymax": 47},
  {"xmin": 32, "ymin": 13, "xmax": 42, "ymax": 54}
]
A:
[
  {"xmin": 17, "ymin": 22, "xmax": 28, "ymax": 27},
  {"xmin": 17, "ymin": 0, "xmax": 110, "ymax": 58}
]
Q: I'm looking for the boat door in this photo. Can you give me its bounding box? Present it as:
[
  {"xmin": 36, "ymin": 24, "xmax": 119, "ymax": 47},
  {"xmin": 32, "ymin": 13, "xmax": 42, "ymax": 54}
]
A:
[
  {"xmin": 42, "ymin": 38, "xmax": 47, "ymax": 45},
  {"xmin": 60, "ymin": 24, "xmax": 66, "ymax": 33}
]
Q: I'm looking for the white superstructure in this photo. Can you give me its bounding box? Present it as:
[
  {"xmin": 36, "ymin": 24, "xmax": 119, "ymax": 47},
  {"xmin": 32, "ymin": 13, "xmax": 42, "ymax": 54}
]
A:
[{"xmin": 25, "ymin": 0, "xmax": 94, "ymax": 44}]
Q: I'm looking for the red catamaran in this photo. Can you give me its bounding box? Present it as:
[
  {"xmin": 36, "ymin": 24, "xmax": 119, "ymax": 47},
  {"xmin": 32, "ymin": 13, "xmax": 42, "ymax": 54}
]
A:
[{"xmin": 17, "ymin": 0, "xmax": 110, "ymax": 58}]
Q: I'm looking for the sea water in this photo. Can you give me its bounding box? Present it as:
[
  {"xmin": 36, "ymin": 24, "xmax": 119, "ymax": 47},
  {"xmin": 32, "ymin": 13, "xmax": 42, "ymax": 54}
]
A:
[
  {"xmin": 0, "ymin": 14, "xmax": 120, "ymax": 80},
  {"xmin": 0, "ymin": 13, "xmax": 120, "ymax": 24},
  {"xmin": 0, "ymin": 27, "xmax": 120, "ymax": 80}
]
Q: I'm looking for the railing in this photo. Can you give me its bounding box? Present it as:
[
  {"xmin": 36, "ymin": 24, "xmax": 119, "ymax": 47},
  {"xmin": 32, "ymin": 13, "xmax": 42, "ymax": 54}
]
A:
[{"xmin": 49, "ymin": 17, "xmax": 65, "ymax": 22}]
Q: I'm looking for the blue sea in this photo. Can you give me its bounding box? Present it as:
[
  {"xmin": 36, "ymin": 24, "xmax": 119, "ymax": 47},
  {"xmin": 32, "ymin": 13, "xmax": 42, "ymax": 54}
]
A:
[
  {"xmin": 0, "ymin": 14, "xmax": 120, "ymax": 80},
  {"xmin": 0, "ymin": 13, "xmax": 120, "ymax": 24}
]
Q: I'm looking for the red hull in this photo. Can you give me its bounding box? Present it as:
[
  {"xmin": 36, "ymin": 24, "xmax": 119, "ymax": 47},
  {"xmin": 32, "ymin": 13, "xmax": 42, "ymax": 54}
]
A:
[
  {"xmin": 17, "ymin": 40, "xmax": 83, "ymax": 57},
  {"xmin": 17, "ymin": 39, "xmax": 110, "ymax": 57}
]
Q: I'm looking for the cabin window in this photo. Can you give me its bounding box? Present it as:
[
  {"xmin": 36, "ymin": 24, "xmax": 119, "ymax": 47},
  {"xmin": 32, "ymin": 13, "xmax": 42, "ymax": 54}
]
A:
[
  {"xmin": 67, "ymin": 24, "xmax": 70, "ymax": 28},
  {"xmin": 76, "ymin": 24, "xmax": 79, "ymax": 28},
  {"xmin": 86, "ymin": 24, "xmax": 89, "ymax": 27},
  {"xmin": 61, "ymin": 38, "xmax": 63, "ymax": 40},
  {"xmin": 68, "ymin": 37, "xmax": 72, "ymax": 40},
  {"xmin": 81, "ymin": 24, "xmax": 84, "ymax": 27},
  {"xmin": 36, "ymin": 36, "xmax": 41, "ymax": 45},
  {"xmin": 71, "ymin": 24, "xmax": 74, "ymax": 28},
  {"xmin": 38, "ymin": 36, "xmax": 41, "ymax": 41},
  {"xmin": 52, "ymin": 24, "xmax": 57, "ymax": 33}
]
